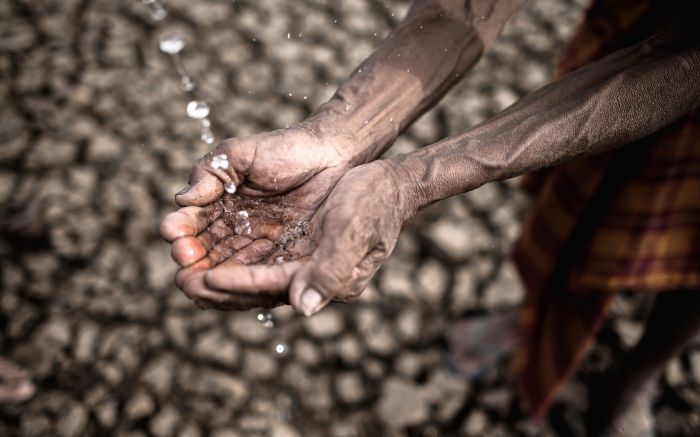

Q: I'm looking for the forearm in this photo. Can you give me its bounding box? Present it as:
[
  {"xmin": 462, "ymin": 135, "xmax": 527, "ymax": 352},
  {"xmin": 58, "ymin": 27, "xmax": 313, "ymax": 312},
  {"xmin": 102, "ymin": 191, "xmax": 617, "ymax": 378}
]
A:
[
  {"xmin": 395, "ymin": 31, "xmax": 700, "ymax": 214},
  {"xmin": 307, "ymin": 0, "xmax": 527, "ymax": 165}
]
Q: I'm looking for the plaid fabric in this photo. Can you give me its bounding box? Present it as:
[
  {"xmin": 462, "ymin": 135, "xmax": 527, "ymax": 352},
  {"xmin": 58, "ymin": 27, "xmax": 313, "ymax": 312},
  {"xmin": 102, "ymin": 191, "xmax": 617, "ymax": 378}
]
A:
[{"xmin": 511, "ymin": 0, "xmax": 700, "ymax": 418}]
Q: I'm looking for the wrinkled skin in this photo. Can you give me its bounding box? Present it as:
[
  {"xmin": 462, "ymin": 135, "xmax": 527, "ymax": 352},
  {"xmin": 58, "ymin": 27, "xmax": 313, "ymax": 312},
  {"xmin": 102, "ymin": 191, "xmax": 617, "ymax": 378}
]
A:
[
  {"xmin": 160, "ymin": 124, "xmax": 356, "ymax": 311},
  {"xmin": 162, "ymin": 154, "xmax": 410, "ymax": 315}
]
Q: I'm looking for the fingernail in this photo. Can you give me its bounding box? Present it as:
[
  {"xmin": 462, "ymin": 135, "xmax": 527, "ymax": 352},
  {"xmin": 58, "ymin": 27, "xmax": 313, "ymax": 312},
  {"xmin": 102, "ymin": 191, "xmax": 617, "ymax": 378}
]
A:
[
  {"xmin": 300, "ymin": 288, "xmax": 323, "ymax": 317},
  {"xmin": 176, "ymin": 185, "xmax": 190, "ymax": 196}
]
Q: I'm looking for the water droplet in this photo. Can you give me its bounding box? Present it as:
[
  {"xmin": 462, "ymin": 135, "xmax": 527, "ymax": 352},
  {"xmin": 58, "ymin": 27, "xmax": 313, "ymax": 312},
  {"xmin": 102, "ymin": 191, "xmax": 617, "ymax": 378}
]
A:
[
  {"xmin": 479, "ymin": 15, "xmax": 486, "ymax": 21},
  {"xmin": 287, "ymin": 92, "xmax": 293, "ymax": 97},
  {"xmin": 298, "ymin": 32, "xmax": 303, "ymax": 38},
  {"xmin": 186, "ymin": 100, "xmax": 210, "ymax": 119},
  {"xmin": 159, "ymin": 34, "xmax": 185, "ymax": 54},
  {"xmin": 373, "ymin": 32, "xmax": 378, "ymax": 37},
  {"xmin": 303, "ymin": 95, "xmax": 308, "ymax": 100},
  {"xmin": 256, "ymin": 310, "xmax": 275, "ymax": 328},
  {"xmin": 234, "ymin": 210, "xmax": 251, "ymax": 235},
  {"xmin": 389, "ymin": 117, "xmax": 394, "ymax": 122},
  {"xmin": 284, "ymin": 124, "xmax": 290, "ymax": 129},
  {"xmin": 143, "ymin": 0, "xmax": 167, "ymax": 21},
  {"xmin": 181, "ymin": 76, "xmax": 195, "ymax": 91},
  {"xmin": 151, "ymin": 8, "xmax": 167, "ymax": 21},
  {"xmin": 252, "ymin": 37, "xmax": 257, "ymax": 42},
  {"xmin": 363, "ymin": 120, "xmax": 369, "ymax": 125},
  {"xmin": 344, "ymin": 104, "xmax": 350, "ymax": 111},
  {"xmin": 224, "ymin": 182, "xmax": 237, "ymax": 194},
  {"xmin": 201, "ymin": 131, "xmax": 215, "ymax": 144},
  {"xmin": 419, "ymin": 25, "xmax": 423, "ymax": 30},
  {"xmin": 274, "ymin": 342, "xmax": 288, "ymax": 356},
  {"xmin": 199, "ymin": 118, "xmax": 211, "ymax": 128},
  {"xmin": 287, "ymin": 32, "xmax": 291, "ymax": 39},
  {"xmin": 211, "ymin": 154, "xmax": 228, "ymax": 170},
  {"xmin": 406, "ymin": 68, "xmax": 410, "ymax": 73}
]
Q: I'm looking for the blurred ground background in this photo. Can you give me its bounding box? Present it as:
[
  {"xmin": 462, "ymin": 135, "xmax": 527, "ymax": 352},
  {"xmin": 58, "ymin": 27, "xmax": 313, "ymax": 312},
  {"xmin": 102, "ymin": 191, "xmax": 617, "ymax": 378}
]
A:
[{"xmin": 1, "ymin": 0, "xmax": 700, "ymax": 435}]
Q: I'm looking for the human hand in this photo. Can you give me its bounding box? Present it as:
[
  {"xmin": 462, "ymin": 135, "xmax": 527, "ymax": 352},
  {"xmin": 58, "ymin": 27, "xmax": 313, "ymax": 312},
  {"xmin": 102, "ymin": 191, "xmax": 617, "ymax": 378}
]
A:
[
  {"xmin": 197, "ymin": 160, "xmax": 415, "ymax": 315},
  {"xmin": 173, "ymin": 122, "xmax": 354, "ymax": 207},
  {"xmin": 161, "ymin": 123, "xmax": 357, "ymax": 309}
]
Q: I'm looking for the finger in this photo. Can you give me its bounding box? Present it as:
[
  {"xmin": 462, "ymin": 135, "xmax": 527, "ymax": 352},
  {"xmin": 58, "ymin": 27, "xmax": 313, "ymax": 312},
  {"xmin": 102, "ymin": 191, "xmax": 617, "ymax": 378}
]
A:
[
  {"xmin": 160, "ymin": 203, "xmax": 223, "ymax": 241},
  {"xmin": 171, "ymin": 236, "xmax": 208, "ymax": 267},
  {"xmin": 230, "ymin": 238, "xmax": 275, "ymax": 264},
  {"xmin": 175, "ymin": 257, "xmax": 214, "ymax": 299},
  {"xmin": 177, "ymin": 136, "xmax": 257, "ymax": 206},
  {"xmin": 194, "ymin": 216, "xmax": 234, "ymax": 249},
  {"xmin": 207, "ymin": 235, "xmax": 253, "ymax": 265},
  {"xmin": 177, "ymin": 259, "xmax": 270, "ymax": 309},
  {"xmin": 176, "ymin": 161, "xmax": 224, "ymax": 207},
  {"xmin": 341, "ymin": 248, "xmax": 387, "ymax": 301},
  {"xmin": 205, "ymin": 258, "xmax": 307, "ymax": 293},
  {"xmin": 289, "ymin": 210, "xmax": 374, "ymax": 316},
  {"xmin": 170, "ymin": 212, "xmax": 237, "ymax": 267},
  {"xmin": 183, "ymin": 239, "xmax": 274, "ymax": 303},
  {"xmin": 183, "ymin": 263, "xmax": 287, "ymax": 310}
]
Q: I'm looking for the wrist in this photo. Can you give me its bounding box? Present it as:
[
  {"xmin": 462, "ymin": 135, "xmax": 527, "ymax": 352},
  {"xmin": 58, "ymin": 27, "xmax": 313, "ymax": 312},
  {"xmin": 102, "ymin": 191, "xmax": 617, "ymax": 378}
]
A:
[
  {"xmin": 386, "ymin": 139, "xmax": 491, "ymax": 216},
  {"xmin": 375, "ymin": 157, "xmax": 425, "ymax": 225},
  {"xmin": 305, "ymin": 97, "xmax": 392, "ymax": 166}
]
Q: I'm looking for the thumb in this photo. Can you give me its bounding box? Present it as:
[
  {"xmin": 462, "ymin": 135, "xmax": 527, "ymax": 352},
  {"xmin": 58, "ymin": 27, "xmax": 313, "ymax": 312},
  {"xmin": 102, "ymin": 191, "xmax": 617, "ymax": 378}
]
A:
[
  {"xmin": 289, "ymin": 211, "xmax": 373, "ymax": 316},
  {"xmin": 176, "ymin": 161, "xmax": 224, "ymax": 206}
]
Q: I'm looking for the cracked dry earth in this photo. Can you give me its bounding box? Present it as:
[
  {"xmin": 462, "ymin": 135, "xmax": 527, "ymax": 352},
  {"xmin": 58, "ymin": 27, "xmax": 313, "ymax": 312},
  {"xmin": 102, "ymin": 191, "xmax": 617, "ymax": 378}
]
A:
[{"xmin": 1, "ymin": 0, "xmax": 699, "ymax": 436}]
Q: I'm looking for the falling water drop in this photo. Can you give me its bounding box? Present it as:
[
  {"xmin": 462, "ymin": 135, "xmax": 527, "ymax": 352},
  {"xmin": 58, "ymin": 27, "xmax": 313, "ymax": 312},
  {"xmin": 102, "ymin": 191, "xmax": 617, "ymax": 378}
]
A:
[
  {"xmin": 200, "ymin": 119, "xmax": 215, "ymax": 144},
  {"xmin": 159, "ymin": 34, "xmax": 185, "ymax": 54},
  {"xmin": 256, "ymin": 310, "xmax": 275, "ymax": 328},
  {"xmin": 143, "ymin": 0, "xmax": 168, "ymax": 21},
  {"xmin": 186, "ymin": 100, "xmax": 210, "ymax": 119},
  {"xmin": 274, "ymin": 341, "xmax": 289, "ymax": 356},
  {"xmin": 180, "ymin": 76, "xmax": 195, "ymax": 91},
  {"xmin": 201, "ymin": 130, "xmax": 215, "ymax": 144}
]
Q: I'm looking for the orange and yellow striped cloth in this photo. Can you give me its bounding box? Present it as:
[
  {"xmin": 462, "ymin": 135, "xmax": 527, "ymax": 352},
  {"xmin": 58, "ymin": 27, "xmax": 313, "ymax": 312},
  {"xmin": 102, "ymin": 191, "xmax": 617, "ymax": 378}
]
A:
[{"xmin": 511, "ymin": 0, "xmax": 700, "ymax": 418}]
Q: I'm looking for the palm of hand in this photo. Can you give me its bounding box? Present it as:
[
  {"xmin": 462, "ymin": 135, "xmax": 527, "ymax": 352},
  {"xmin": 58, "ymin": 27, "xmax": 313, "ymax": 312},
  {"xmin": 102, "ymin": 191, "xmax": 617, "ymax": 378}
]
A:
[
  {"xmin": 188, "ymin": 162, "xmax": 409, "ymax": 314},
  {"xmin": 163, "ymin": 126, "xmax": 352, "ymax": 309}
]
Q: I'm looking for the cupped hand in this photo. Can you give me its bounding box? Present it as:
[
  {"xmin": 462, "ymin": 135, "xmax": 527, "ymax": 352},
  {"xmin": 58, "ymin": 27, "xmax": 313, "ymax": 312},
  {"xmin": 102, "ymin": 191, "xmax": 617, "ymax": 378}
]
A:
[
  {"xmin": 196, "ymin": 160, "xmax": 416, "ymax": 315},
  {"xmin": 174, "ymin": 122, "xmax": 354, "ymax": 206},
  {"xmin": 161, "ymin": 123, "xmax": 357, "ymax": 310}
]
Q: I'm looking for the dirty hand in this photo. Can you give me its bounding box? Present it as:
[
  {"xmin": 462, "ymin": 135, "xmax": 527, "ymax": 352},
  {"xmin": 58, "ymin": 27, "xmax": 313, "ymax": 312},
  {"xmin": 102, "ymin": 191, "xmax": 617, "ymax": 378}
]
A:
[
  {"xmin": 200, "ymin": 160, "xmax": 415, "ymax": 315},
  {"xmin": 160, "ymin": 123, "xmax": 356, "ymax": 310}
]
